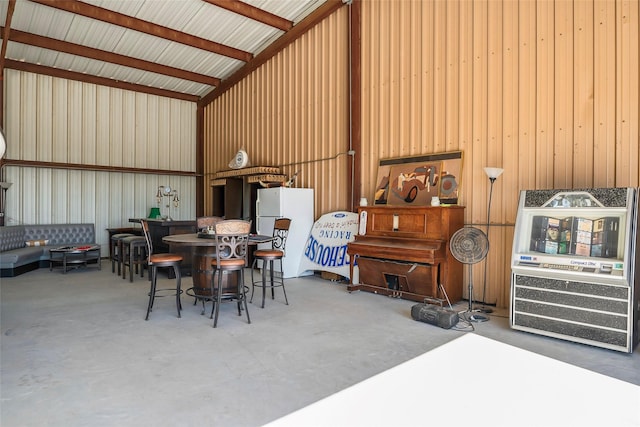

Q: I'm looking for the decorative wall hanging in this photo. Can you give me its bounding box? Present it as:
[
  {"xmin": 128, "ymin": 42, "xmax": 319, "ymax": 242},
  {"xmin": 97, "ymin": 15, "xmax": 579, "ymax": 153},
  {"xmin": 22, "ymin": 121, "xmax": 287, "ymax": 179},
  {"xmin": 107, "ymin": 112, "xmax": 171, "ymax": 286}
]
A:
[{"xmin": 374, "ymin": 151, "xmax": 463, "ymax": 206}]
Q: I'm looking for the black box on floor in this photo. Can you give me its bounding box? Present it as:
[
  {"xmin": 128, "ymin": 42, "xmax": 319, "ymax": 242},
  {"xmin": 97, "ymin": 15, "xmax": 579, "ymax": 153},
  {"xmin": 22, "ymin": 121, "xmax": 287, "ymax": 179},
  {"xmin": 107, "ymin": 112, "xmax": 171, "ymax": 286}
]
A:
[{"xmin": 411, "ymin": 303, "xmax": 459, "ymax": 329}]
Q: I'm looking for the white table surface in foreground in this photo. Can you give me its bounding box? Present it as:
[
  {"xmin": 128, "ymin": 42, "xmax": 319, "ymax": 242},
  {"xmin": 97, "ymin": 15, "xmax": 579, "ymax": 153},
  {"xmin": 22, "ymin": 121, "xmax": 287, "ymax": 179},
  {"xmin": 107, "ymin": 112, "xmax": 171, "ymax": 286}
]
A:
[{"xmin": 265, "ymin": 334, "xmax": 640, "ymax": 427}]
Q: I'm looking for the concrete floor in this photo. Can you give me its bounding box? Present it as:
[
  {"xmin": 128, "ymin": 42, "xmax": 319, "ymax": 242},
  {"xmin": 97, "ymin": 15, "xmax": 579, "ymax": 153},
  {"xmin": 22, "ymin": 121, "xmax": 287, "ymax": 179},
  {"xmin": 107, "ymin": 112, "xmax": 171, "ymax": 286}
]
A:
[{"xmin": 1, "ymin": 261, "xmax": 639, "ymax": 427}]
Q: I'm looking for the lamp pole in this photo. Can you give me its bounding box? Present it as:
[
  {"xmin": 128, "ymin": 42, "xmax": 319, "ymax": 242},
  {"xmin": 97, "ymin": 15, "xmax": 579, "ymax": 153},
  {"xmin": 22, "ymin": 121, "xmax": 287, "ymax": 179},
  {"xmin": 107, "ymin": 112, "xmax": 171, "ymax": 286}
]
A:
[
  {"xmin": 481, "ymin": 167, "xmax": 504, "ymax": 313},
  {"xmin": 0, "ymin": 182, "xmax": 12, "ymax": 226},
  {"xmin": 0, "ymin": 128, "xmax": 7, "ymax": 226}
]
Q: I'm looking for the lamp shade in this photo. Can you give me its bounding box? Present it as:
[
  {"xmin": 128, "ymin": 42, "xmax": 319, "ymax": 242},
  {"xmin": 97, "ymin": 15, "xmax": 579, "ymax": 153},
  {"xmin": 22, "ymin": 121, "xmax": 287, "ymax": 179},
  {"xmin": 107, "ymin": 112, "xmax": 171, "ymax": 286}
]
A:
[
  {"xmin": 0, "ymin": 128, "xmax": 6, "ymax": 158},
  {"xmin": 148, "ymin": 207, "xmax": 162, "ymax": 219},
  {"xmin": 484, "ymin": 167, "xmax": 504, "ymax": 179}
]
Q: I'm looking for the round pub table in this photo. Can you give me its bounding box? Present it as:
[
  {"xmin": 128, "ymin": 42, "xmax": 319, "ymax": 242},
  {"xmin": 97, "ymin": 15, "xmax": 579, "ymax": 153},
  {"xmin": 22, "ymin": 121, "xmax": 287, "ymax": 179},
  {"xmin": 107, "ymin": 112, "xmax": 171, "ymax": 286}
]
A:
[{"xmin": 162, "ymin": 233, "xmax": 272, "ymax": 311}]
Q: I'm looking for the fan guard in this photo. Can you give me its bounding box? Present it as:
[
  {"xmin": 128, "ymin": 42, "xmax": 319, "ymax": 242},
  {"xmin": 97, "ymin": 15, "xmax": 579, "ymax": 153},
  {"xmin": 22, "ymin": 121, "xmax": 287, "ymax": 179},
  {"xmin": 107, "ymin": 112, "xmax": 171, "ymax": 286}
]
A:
[
  {"xmin": 450, "ymin": 227, "xmax": 489, "ymax": 265},
  {"xmin": 449, "ymin": 227, "xmax": 490, "ymax": 322}
]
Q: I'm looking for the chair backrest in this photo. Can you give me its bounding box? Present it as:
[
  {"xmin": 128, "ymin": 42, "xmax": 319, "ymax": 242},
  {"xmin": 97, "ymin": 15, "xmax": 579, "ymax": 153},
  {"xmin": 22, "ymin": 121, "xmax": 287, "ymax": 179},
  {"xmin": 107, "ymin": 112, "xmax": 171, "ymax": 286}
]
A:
[
  {"xmin": 272, "ymin": 218, "xmax": 291, "ymax": 252},
  {"xmin": 197, "ymin": 216, "xmax": 224, "ymax": 232},
  {"xmin": 213, "ymin": 220, "xmax": 252, "ymax": 266},
  {"xmin": 139, "ymin": 219, "xmax": 154, "ymax": 257}
]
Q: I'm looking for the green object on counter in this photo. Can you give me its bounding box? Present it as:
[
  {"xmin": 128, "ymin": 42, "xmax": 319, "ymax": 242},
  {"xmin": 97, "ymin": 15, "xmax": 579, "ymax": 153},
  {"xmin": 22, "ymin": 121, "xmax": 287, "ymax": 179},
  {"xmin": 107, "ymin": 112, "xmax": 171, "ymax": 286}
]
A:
[{"xmin": 148, "ymin": 207, "xmax": 162, "ymax": 219}]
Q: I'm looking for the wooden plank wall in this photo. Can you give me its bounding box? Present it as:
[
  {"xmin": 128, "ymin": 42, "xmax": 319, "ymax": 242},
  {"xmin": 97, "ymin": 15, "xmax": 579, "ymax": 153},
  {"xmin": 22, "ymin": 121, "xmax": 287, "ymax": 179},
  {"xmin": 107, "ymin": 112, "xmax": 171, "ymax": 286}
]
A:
[{"xmin": 203, "ymin": 0, "xmax": 638, "ymax": 308}]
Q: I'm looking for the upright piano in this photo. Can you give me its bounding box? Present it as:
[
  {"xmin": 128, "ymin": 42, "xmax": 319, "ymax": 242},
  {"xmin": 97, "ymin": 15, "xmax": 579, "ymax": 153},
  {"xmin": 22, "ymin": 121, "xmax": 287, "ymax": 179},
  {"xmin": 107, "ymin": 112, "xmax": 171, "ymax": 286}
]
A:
[{"xmin": 347, "ymin": 205, "xmax": 465, "ymax": 303}]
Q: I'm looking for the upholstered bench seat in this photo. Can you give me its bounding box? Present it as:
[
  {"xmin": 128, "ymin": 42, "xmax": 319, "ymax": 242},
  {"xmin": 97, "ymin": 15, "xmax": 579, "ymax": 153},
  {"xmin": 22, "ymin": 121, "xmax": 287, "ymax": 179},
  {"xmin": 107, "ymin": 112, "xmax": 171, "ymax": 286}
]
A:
[
  {"xmin": 0, "ymin": 224, "xmax": 96, "ymax": 277},
  {"xmin": 0, "ymin": 246, "xmax": 44, "ymax": 268}
]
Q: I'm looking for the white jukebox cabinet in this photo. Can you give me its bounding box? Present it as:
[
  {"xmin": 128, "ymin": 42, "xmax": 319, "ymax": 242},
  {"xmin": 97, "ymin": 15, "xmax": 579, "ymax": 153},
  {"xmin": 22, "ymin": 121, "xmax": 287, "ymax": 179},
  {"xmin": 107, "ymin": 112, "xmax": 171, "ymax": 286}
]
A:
[{"xmin": 510, "ymin": 188, "xmax": 640, "ymax": 353}]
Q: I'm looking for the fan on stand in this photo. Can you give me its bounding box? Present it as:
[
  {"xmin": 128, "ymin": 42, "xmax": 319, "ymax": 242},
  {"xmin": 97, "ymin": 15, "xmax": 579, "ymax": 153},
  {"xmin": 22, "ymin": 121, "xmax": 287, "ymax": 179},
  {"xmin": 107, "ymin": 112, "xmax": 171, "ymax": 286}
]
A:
[{"xmin": 449, "ymin": 227, "xmax": 490, "ymax": 322}]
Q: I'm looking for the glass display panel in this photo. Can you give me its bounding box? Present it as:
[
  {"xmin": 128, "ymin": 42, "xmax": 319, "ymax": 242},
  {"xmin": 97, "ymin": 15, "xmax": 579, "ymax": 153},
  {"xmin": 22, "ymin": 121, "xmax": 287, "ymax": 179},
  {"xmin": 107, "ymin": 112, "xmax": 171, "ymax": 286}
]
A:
[{"xmin": 511, "ymin": 188, "xmax": 634, "ymax": 281}]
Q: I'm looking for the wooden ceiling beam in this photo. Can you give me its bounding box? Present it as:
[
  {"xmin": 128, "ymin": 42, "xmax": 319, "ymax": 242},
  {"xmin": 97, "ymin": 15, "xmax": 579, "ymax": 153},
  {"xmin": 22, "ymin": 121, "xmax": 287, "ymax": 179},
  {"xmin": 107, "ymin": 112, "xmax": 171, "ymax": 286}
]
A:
[
  {"xmin": 5, "ymin": 59, "xmax": 199, "ymax": 102},
  {"xmin": 1, "ymin": 159, "xmax": 197, "ymax": 176},
  {"xmin": 3, "ymin": 27, "xmax": 220, "ymax": 87},
  {"xmin": 203, "ymin": 0, "xmax": 293, "ymax": 32},
  {"xmin": 0, "ymin": 0, "xmax": 16, "ymax": 74},
  {"xmin": 29, "ymin": 0, "xmax": 253, "ymax": 62},
  {"xmin": 0, "ymin": 0, "xmax": 16, "ymax": 130}
]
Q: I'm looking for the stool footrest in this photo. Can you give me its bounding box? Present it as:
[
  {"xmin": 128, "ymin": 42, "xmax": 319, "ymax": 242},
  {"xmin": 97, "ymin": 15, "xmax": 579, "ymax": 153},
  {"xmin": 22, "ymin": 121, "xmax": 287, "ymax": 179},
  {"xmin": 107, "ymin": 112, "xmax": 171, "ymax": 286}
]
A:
[{"xmin": 148, "ymin": 288, "xmax": 183, "ymax": 297}]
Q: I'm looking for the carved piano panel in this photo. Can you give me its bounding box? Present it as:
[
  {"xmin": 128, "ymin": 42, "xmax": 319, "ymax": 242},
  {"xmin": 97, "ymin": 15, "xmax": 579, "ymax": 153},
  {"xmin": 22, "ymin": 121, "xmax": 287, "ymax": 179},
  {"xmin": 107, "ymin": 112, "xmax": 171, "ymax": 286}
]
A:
[{"xmin": 347, "ymin": 206, "xmax": 465, "ymax": 303}]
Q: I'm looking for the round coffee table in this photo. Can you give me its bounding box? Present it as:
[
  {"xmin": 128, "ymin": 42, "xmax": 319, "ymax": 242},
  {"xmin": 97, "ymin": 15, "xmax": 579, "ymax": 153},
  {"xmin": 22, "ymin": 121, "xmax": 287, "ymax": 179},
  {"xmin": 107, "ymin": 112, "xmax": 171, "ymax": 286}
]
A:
[{"xmin": 49, "ymin": 245, "xmax": 101, "ymax": 273}]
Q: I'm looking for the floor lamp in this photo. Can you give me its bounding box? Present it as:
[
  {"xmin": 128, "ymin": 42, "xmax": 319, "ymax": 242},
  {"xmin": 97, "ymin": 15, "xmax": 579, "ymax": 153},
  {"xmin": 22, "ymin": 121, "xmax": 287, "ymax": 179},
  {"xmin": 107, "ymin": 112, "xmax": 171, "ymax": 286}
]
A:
[
  {"xmin": 0, "ymin": 128, "xmax": 9, "ymax": 226},
  {"xmin": 480, "ymin": 167, "xmax": 504, "ymax": 313},
  {"xmin": 0, "ymin": 182, "xmax": 11, "ymax": 227}
]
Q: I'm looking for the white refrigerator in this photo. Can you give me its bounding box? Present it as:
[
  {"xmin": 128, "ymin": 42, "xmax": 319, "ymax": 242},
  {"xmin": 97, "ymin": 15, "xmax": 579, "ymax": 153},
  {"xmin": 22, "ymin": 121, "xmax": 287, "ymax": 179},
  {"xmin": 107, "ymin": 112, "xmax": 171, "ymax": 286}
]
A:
[{"xmin": 256, "ymin": 187, "xmax": 315, "ymax": 278}]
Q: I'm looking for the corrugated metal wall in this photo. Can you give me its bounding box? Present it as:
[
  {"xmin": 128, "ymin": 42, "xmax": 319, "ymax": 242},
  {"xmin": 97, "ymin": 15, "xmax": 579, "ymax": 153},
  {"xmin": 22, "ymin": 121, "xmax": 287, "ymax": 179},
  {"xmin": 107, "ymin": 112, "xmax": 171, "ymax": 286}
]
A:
[
  {"xmin": 202, "ymin": 0, "xmax": 638, "ymax": 308},
  {"xmin": 3, "ymin": 69, "xmax": 197, "ymax": 253},
  {"xmin": 202, "ymin": 6, "xmax": 350, "ymax": 217},
  {"xmin": 359, "ymin": 0, "xmax": 639, "ymax": 308}
]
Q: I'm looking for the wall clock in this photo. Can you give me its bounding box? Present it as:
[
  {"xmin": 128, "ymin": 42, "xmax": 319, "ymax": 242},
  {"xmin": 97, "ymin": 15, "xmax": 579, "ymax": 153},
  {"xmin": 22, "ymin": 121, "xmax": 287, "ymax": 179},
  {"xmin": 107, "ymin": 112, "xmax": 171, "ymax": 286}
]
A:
[{"xmin": 229, "ymin": 149, "xmax": 249, "ymax": 169}]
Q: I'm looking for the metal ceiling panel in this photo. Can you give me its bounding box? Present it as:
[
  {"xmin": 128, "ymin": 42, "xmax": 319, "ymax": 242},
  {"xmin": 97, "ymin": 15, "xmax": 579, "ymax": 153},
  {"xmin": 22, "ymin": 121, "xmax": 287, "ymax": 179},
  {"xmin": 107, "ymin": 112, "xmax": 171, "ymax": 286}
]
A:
[
  {"xmin": 2, "ymin": 0, "xmax": 331, "ymax": 99},
  {"xmin": 124, "ymin": 0, "xmax": 203, "ymax": 28},
  {"xmin": 66, "ymin": 21, "xmax": 128, "ymax": 53},
  {"xmin": 85, "ymin": 0, "xmax": 146, "ymax": 17},
  {"xmin": 186, "ymin": 6, "xmax": 279, "ymax": 51},
  {"xmin": 248, "ymin": 0, "xmax": 327, "ymax": 23},
  {"xmin": 7, "ymin": 41, "xmax": 213, "ymax": 96},
  {"xmin": 8, "ymin": 2, "xmax": 75, "ymax": 40}
]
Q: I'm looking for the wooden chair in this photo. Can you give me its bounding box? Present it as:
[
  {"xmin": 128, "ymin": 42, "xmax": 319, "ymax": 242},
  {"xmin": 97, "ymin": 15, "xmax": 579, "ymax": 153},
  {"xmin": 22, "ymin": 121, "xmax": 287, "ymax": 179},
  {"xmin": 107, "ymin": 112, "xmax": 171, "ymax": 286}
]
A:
[
  {"xmin": 140, "ymin": 219, "xmax": 183, "ymax": 320},
  {"xmin": 209, "ymin": 219, "xmax": 252, "ymax": 328},
  {"xmin": 250, "ymin": 218, "xmax": 291, "ymax": 308}
]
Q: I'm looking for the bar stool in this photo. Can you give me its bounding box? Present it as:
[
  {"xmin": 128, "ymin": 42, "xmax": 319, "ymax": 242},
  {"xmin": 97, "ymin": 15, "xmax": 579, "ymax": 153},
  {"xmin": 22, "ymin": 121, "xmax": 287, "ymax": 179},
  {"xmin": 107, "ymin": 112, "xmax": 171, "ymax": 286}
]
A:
[
  {"xmin": 121, "ymin": 235, "xmax": 147, "ymax": 282},
  {"xmin": 110, "ymin": 233, "xmax": 134, "ymax": 275},
  {"xmin": 210, "ymin": 219, "xmax": 252, "ymax": 328},
  {"xmin": 140, "ymin": 219, "xmax": 183, "ymax": 320},
  {"xmin": 251, "ymin": 218, "xmax": 291, "ymax": 308}
]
